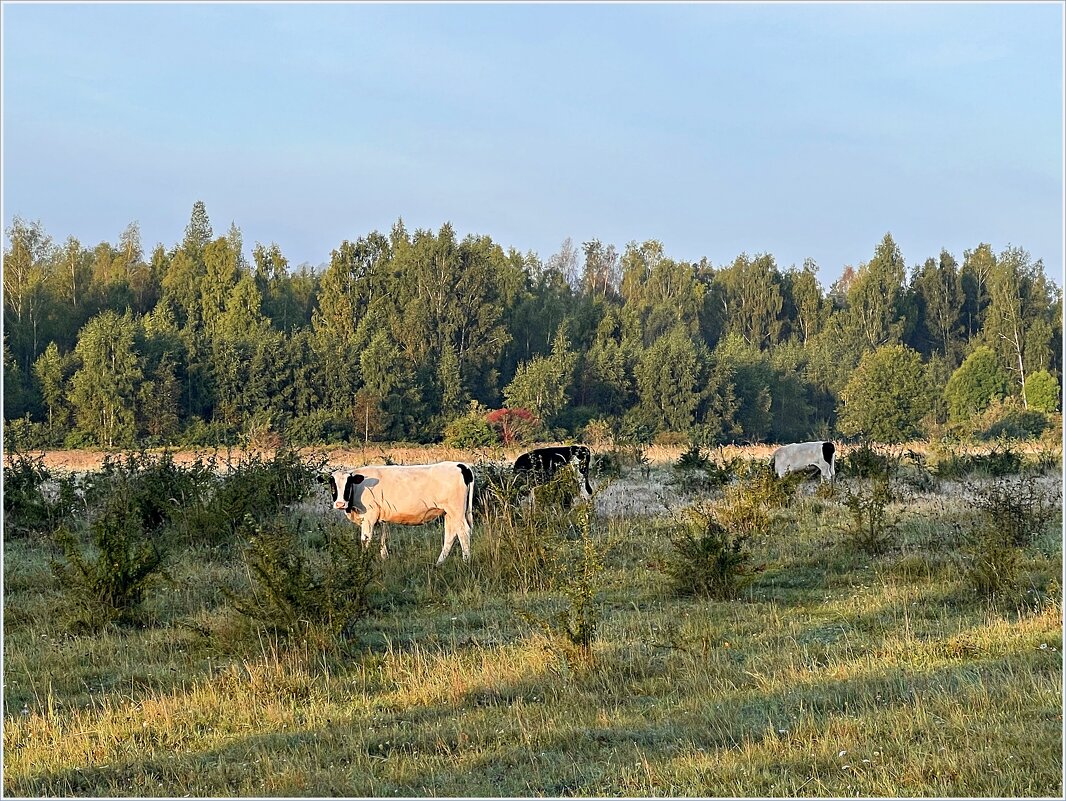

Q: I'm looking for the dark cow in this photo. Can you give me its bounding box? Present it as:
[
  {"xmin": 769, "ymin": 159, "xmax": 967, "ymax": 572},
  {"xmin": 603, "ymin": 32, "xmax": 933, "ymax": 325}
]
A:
[
  {"xmin": 513, "ymin": 445, "xmax": 593, "ymax": 499},
  {"xmin": 323, "ymin": 461, "xmax": 474, "ymax": 564}
]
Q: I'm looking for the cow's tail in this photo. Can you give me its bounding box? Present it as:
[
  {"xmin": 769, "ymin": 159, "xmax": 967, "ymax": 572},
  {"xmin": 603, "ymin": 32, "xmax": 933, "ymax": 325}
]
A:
[{"xmin": 458, "ymin": 462, "xmax": 475, "ymax": 530}]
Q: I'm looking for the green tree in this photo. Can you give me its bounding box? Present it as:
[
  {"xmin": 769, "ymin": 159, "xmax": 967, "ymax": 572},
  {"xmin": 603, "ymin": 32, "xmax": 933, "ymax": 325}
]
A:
[
  {"xmin": 504, "ymin": 325, "xmax": 578, "ymax": 427},
  {"xmin": 960, "ymin": 242, "xmax": 996, "ymax": 341},
  {"xmin": 182, "ymin": 200, "xmax": 213, "ymax": 258},
  {"xmin": 1023, "ymin": 370, "xmax": 1060, "ymax": 414},
  {"xmin": 32, "ymin": 342, "xmax": 70, "ymax": 437},
  {"xmin": 200, "ymin": 236, "xmax": 241, "ymax": 334},
  {"xmin": 634, "ymin": 327, "xmax": 703, "ymax": 433},
  {"xmin": 67, "ymin": 311, "xmax": 143, "ymax": 447},
  {"xmin": 3, "ymin": 216, "xmax": 54, "ymax": 373},
  {"xmin": 909, "ymin": 250, "xmax": 964, "ymax": 364},
  {"xmin": 138, "ymin": 355, "xmax": 181, "ymax": 442},
  {"xmin": 943, "ymin": 346, "xmax": 1012, "ymax": 425},
  {"xmin": 983, "ymin": 246, "xmax": 1056, "ymax": 406},
  {"xmin": 839, "ymin": 344, "xmax": 931, "ymax": 443},
  {"xmin": 845, "ymin": 233, "xmax": 907, "ymax": 350},
  {"xmin": 710, "ymin": 253, "xmax": 785, "ymax": 350},
  {"xmin": 620, "ymin": 240, "xmax": 704, "ymax": 346},
  {"xmin": 782, "ymin": 260, "xmax": 826, "ymax": 344}
]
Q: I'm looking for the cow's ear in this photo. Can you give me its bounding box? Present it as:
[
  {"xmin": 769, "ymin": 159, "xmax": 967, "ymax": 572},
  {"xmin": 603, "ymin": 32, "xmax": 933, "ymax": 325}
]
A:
[
  {"xmin": 317, "ymin": 473, "xmax": 331, "ymax": 485},
  {"xmin": 350, "ymin": 473, "xmax": 364, "ymax": 485}
]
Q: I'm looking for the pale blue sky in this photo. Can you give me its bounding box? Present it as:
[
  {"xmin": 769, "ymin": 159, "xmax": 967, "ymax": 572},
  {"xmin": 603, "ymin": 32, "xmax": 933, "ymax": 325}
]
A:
[{"xmin": 3, "ymin": 1, "xmax": 1063, "ymax": 285}]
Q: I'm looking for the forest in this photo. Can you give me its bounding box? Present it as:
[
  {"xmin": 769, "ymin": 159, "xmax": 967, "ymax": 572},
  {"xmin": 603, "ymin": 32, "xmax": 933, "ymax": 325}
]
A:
[{"xmin": 3, "ymin": 200, "xmax": 1062, "ymax": 450}]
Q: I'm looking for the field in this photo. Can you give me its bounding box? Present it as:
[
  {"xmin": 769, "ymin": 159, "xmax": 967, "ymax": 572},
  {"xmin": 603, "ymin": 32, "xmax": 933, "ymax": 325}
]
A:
[{"xmin": 3, "ymin": 442, "xmax": 1063, "ymax": 797}]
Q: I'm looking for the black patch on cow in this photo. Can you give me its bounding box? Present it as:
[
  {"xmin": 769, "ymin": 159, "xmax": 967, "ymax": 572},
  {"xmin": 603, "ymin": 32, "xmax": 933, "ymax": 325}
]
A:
[
  {"xmin": 822, "ymin": 442, "xmax": 835, "ymax": 464},
  {"xmin": 327, "ymin": 474, "xmax": 337, "ymax": 500},
  {"xmin": 343, "ymin": 473, "xmax": 364, "ymax": 511},
  {"xmin": 458, "ymin": 463, "xmax": 474, "ymax": 485}
]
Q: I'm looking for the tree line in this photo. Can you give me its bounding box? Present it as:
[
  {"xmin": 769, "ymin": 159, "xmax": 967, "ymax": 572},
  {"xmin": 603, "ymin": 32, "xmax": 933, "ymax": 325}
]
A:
[{"xmin": 3, "ymin": 201, "xmax": 1062, "ymax": 449}]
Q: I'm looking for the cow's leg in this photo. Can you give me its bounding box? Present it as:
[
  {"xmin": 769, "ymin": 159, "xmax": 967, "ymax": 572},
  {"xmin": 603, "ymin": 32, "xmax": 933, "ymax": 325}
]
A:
[
  {"xmin": 456, "ymin": 516, "xmax": 472, "ymax": 563},
  {"xmin": 379, "ymin": 525, "xmax": 389, "ymax": 559},
  {"xmin": 437, "ymin": 522, "xmax": 458, "ymax": 566},
  {"xmin": 359, "ymin": 519, "xmax": 375, "ymax": 551}
]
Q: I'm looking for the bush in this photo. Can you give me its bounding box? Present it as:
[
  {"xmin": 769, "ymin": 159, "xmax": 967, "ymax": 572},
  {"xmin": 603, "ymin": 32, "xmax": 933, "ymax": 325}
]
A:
[
  {"xmin": 227, "ymin": 516, "xmax": 379, "ymax": 639},
  {"xmin": 52, "ymin": 490, "xmax": 166, "ymax": 629},
  {"xmin": 84, "ymin": 450, "xmax": 215, "ymax": 534},
  {"xmin": 179, "ymin": 417, "xmax": 233, "ymax": 447},
  {"xmin": 1023, "ymin": 370, "xmax": 1060, "ymax": 413},
  {"xmin": 977, "ymin": 403, "xmax": 1049, "ymax": 441},
  {"xmin": 486, "ymin": 407, "xmax": 539, "ymax": 444},
  {"xmin": 966, "ymin": 476, "xmax": 1059, "ymax": 548},
  {"xmin": 444, "ymin": 406, "xmax": 500, "ymax": 448},
  {"xmin": 841, "ymin": 475, "xmax": 898, "ymax": 554},
  {"xmin": 476, "ymin": 467, "xmax": 590, "ymax": 593},
  {"xmin": 839, "ymin": 441, "xmax": 899, "ymax": 480},
  {"xmin": 935, "ymin": 444, "xmax": 1024, "ymax": 479},
  {"xmin": 286, "ymin": 411, "xmax": 354, "ymax": 445},
  {"xmin": 4, "ymin": 415, "xmax": 50, "ymax": 450},
  {"xmin": 3, "ymin": 452, "xmax": 56, "ymax": 538},
  {"xmin": 518, "ymin": 505, "xmax": 603, "ymax": 665},
  {"xmin": 663, "ymin": 504, "xmax": 754, "ymax": 600},
  {"xmin": 669, "ymin": 445, "xmax": 737, "ymax": 494},
  {"xmin": 173, "ymin": 448, "xmax": 324, "ymax": 548},
  {"xmin": 963, "ymin": 522, "xmax": 1021, "ymax": 599}
]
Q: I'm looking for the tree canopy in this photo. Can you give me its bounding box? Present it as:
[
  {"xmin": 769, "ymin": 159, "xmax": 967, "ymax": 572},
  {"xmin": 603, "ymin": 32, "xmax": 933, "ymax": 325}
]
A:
[{"xmin": 3, "ymin": 203, "xmax": 1062, "ymax": 448}]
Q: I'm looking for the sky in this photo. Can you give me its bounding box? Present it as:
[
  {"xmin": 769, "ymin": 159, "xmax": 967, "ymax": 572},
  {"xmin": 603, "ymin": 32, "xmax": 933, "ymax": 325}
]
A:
[{"xmin": 2, "ymin": 1, "xmax": 1063, "ymax": 286}]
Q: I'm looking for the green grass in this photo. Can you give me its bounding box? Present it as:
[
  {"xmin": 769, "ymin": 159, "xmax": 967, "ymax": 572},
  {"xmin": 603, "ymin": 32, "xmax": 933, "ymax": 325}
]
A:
[{"xmin": 3, "ymin": 470, "xmax": 1062, "ymax": 797}]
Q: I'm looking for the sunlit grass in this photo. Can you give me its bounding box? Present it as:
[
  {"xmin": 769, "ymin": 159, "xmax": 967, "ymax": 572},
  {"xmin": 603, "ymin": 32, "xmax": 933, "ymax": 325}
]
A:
[{"xmin": 3, "ymin": 452, "xmax": 1062, "ymax": 797}]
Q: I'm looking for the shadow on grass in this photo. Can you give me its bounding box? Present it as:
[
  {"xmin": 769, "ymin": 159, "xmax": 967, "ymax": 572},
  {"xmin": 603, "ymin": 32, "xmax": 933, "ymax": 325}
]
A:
[{"xmin": 7, "ymin": 641, "xmax": 1061, "ymax": 797}]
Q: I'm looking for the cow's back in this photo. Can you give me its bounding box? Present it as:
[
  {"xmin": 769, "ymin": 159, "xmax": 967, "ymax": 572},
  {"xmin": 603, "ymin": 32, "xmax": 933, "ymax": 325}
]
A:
[{"xmin": 352, "ymin": 462, "xmax": 469, "ymax": 523}]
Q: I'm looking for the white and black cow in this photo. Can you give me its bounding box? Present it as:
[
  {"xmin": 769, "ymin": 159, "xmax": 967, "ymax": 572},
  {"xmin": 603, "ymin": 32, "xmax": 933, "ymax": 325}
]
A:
[
  {"xmin": 513, "ymin": 445, "xmax": 593, "ymax": 499},
  {"xmin": 770, "ymin": 441, "xmax": 837, "ymax": 482},
  {"xmin": 323, "ymin": 461, "xmax": 474, "ymax": 564}
]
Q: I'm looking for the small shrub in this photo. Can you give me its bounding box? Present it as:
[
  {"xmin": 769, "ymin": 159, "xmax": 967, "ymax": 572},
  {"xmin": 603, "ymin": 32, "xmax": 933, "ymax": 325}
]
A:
[
  {"xmin": 3, "ymin": 452, "xmax": 55, "ymax": 538},
  {"xmin": 971, "ymin": 444, "xmax": 1024, "ymax": 477},
  {"xmin": 840, "ymin": 441, "xmax": 899, "ymax": 479},
  {"xmin": 663, "ymin": 504, "xmax": 754, "ymax": 600},
  {"xmin": 591, "ymin": 449, "xmax": 623, "ymax": 480},
  {"xmin": 444, "ymin": 407, "xmax": 500, "ymax": 448},
  {"xmin": 83, "ymin": 450, "xmax": 215, "ymax": 534},
  {"xmin": 675, "ymin": 443, "xmax": 711, "ymax": 471},
  {"xmin": 174, "ymin": 448, "xmax": 324, "ymax": 548},
  {"xmin": 841, "ymin": 475, "xmax": 898, "ymax": 554},
  {"xmin": 473, "ymin": 463, "xmax": 571, "ymax": 592},
  {"xmin": 285, "ymin": 410, "xmax": 354, "ymax": 446},
  {"xmin": 974, "ymin": 397, "xmax": 1050, "ymax": 441},
  {"xmin": 582, "ymin": 418, "xmax": 614, "ymax": 448},
  {"xmin": 527, "ymin": 464, "xmax": 585, "ymax": 510},
  {"xmin": 227, "ymin": 516, "xmax": 378, "ymax": 639},
  {"xmin": 486, "ymin": 407, "xmax": 538, "ymax": 445},
  {"xmin": 966, "ymin": 476, "xmax": 1059, "ymax": 548},
  {"xmin": 518, "ymin": 505, "xmax": 603, "ymax": 665},
  {"xmin": 4, "ymin": 415, "xmax": 50, "ymax": 450},
  {"xmin": 963, "ymin": 522, "xmax": 1021, "ymax": 599},
  {"xmin": 1027, "ymin": 444, "xmax": 1062, "ymax": 476},
  {"xmin": 52, "ymin": 490, "xmax": 166, "ymax": 629},
  {"xmin": 670, "ymin": 446, "xmax": 738, "ymax": 494}
]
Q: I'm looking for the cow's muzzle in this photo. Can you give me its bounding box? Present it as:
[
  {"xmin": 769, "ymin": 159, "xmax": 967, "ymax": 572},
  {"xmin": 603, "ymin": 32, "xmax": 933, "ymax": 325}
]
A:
[{"xmin": 333, "ymin": 500, "xmax": 347, "ymax": 510}]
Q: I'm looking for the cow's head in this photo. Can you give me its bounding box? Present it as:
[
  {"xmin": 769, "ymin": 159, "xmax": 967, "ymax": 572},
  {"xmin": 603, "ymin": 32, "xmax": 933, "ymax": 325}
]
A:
[{"xmin": 322, "ymin": 470, "xmax": 364, "ymax": 511}]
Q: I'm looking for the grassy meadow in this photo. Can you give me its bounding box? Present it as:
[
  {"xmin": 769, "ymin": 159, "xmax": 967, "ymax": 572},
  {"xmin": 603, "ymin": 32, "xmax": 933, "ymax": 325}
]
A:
[{"xmin": 2, "ymin": 442, "xmax": 1063, "ymax": 797}]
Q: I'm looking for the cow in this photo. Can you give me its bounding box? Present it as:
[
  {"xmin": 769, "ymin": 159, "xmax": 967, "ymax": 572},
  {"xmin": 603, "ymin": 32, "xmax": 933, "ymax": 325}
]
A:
[
  {"xmin": 323, "ymin": 461, "xmax": 475, "ymax": 565},
  {"xmin": 770, "ymin": 441, "xmax": 836, "ymax": 482},
  {"xmin": 513, "ymin": 445, "xmax": 593, "ymax": 500}
]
